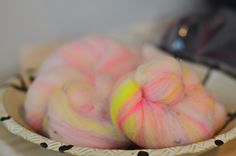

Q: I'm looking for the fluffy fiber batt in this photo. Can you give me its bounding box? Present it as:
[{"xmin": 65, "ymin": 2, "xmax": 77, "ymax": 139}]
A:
[
  {"xmin": 24, "ymin": 36, "xmax": 139, "ymax": 148},
  {"xmin": 110, "ymin": 46, "xmax": 226, "ymax": 148}
]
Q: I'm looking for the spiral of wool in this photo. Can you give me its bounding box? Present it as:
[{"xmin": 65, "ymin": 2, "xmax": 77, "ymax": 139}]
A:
[
  {"xmin": 110, "ymin": 47, "xmax": 226, "ymax": 148},
  {"xmin": 24, "ymin": 36, "xmax": 140, "ymax": 148}
]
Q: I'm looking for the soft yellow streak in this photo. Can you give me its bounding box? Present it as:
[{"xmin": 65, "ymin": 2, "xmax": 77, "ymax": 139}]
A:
[
  {"xmin": 110, "ymin": 75, "xmax": 140, "ymax": 127},
  {"xmin": 49, "ymin": 88, "xmax": 114, "ymax": 136}
]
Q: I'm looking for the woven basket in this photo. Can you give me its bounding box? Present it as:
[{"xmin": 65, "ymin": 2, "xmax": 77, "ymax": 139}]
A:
[{"xmin": 1, "ymin": 59, "xmax": 236, "ymax": 156}]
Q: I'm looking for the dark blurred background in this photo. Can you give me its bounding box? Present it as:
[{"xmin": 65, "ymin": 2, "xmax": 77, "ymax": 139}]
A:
[{"xmin": 160, "ymin": 0, "xmax": 236, "ymax": 73}]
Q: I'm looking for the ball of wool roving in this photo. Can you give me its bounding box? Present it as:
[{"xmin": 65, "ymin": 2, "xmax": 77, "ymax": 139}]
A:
[
  {"xmin": 110, "ymin": 47, "xmax": 226, "ymax": 148},
  {"xmin": 25, "ymin": 66, "xmax": 130, "ymax": 148},
  {"xmin": 24, "ymin": 36, "xmax": 138, "ymax": 148},
  {"xmin": 25, "ymin": 36, "xmax": 139, "ymax": 131}
]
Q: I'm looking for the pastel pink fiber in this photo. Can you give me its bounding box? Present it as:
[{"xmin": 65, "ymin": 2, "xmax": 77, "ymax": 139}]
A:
[
  {"xmin": 25, "ymin": 66, "xmax": 82, "ymax": 131},
  {"xmin": 24, "ymin": 36, "xmax": 140, "ymax": 148},
  {"xmin": 110, "ymin": 46, "xmax": 227, "ymax": 149}
]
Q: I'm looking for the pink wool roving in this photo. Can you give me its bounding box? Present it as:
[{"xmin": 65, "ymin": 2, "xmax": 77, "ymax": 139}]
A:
[
  {"xmin": 24, "ymin": 36, "xmax": 140, "ymax": 148},
  {"xmin": 25, "ymin": 66, "xmax": 82, "ymax": 131},
  {"xmin": 110, "ymin": 46, "xmax": 227, "ymax": 148},
  {"xmin": 38, "ymin": 36, "xmax": 139, "ymax": 80}
]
